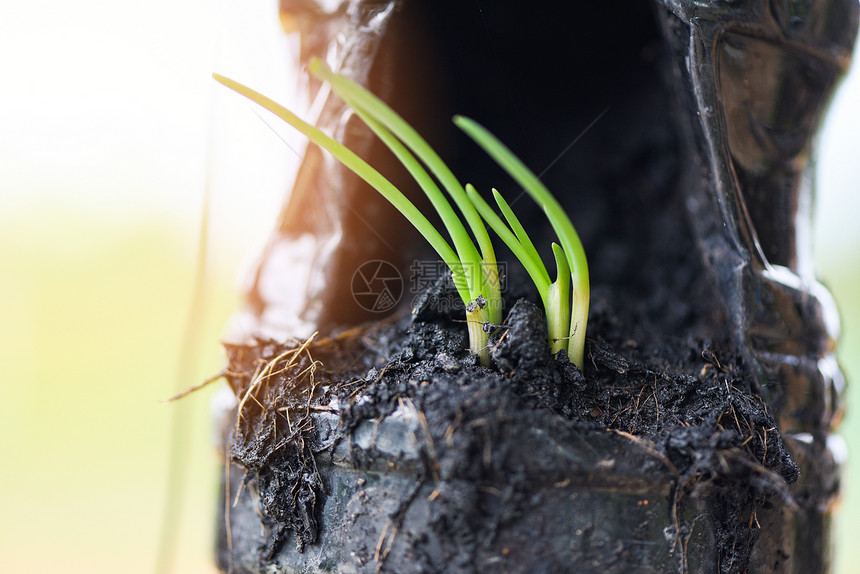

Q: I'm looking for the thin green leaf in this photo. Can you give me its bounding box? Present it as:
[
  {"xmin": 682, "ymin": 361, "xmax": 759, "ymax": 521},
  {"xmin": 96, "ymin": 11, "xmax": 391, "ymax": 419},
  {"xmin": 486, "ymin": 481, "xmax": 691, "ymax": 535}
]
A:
[
  {"xmin": 466, "ymin": 185, "xmax": 550, "ymax": 303},
  {"xmin": 454, "ymin": 115, "xmax": 589, "ymax": 368},
  {"xmin": 491, "ymin": 189, "xmax": 546, "ymax": 281},
  {"xmin": 547, "ymin": 243, "xmax": 571, "ymax": 355},
  {"xmin": 340, "ymin": 103, "xmax": 482, "ymax": 305},
  {"xmin": 211, "ymin": 73, "xmax": 471, "ymax": 304},
  {"xmin": 310, "ymin": 59, "xmax": 502, "ymax": 324}
]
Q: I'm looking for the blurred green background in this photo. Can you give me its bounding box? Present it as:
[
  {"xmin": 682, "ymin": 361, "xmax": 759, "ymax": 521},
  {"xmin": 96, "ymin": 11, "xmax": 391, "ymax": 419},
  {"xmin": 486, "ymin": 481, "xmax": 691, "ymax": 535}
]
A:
[{"xmin": 1, "ymin": 1, "xmax": 858, "ymax": 573}]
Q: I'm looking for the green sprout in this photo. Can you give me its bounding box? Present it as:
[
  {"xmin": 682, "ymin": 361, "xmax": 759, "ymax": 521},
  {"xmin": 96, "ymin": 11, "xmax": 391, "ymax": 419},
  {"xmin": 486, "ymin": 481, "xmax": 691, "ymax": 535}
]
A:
[
  {"xmin": 212, "ymin": 70, "xmax": 499, "ymax": 365},
  {"xmin": 454, "ymin": 116, "xmax": 589, "ymax": 369},
  {"xmin": 464, "ymin": 185, "xmax": 572, "ymax": 358},
  {"xmin": 213, "ymin": 58, "xmax": 589, "ymax": 370}
]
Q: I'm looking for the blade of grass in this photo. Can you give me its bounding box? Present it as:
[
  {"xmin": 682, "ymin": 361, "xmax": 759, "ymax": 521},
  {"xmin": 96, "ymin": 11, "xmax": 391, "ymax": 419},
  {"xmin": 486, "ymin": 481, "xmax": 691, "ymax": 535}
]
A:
[
  {"xmin": 211, "ymin": 73, "xmax": 471, "ymax": 305},
  {"xmin": 491, "ymin": 189, "xmax": 546, "ymax": 283},
  {"xmin": 491, "ymin": 188, "xmax": 574, "ymax": 355},
  {"xmin": 454, "ymin": 115, "xmax": 589, "ymax": 369},
  {"xmin": 466, "ymin": 185, "xmax": 550, "ymax": 304},
  {"xmin": 469, "ymin": 185, "xmax": 571, "ymax": 355},
  {"xmin": 547, "ymin": 243, "xmax": 571, "ymax": 355},
  {"xmin": 309, "ymin": 59, "xmax": 502, "ymax": 325},
  {"xmin": 343, "ymin": 105, "xmax": 483, "ymax": 305},
  {"xmin": 214, "ymin": 73, "xmax": 498, "ymax": 365}
]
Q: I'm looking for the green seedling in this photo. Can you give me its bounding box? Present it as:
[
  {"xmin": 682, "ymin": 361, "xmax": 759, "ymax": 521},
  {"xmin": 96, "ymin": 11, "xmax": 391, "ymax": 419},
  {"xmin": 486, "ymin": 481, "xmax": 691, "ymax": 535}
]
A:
[
  {"xmin": 455, "ymin": 116, "xmax": 589, "ymax": 369},
  {"xmin": 464, "ymin": 185, "xmax": 572, "ymax": 358},
  {"xmin": 213, "ymin": 70, "xmax": 499, "ymax": 365},
  {"xmin": 213, "ymin": 58, "xmax": 589, "ymax": 370}
]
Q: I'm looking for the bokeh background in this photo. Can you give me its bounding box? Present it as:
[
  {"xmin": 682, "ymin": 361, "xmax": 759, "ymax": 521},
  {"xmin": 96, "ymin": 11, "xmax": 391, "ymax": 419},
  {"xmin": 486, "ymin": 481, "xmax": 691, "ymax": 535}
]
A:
[{"xmin": 1, "ymin": 1, "xmax": 858, "ymax": 573}]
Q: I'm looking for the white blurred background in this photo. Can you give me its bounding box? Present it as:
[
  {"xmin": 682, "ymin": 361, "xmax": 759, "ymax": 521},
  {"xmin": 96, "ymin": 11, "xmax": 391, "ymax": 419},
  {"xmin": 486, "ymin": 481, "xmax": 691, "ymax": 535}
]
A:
[{"xmin": 0, "ymin": 1, "xmax": 858, "ymax": 572}]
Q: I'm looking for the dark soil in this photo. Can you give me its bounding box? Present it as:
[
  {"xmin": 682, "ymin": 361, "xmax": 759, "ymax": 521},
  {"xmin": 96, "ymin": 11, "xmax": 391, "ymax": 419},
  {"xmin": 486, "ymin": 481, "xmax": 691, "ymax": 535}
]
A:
[{"xmin": 217, "ymin": 271, "xmax": 798, "ymax": 573}]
